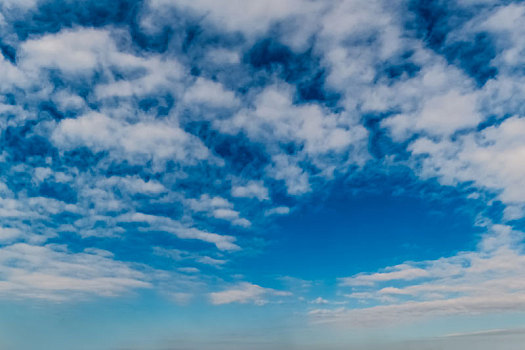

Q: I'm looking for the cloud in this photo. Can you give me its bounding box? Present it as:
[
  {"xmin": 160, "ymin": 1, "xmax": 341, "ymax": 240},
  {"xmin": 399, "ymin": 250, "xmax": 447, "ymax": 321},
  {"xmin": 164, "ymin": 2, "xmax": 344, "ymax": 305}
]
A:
[
  {"xmin": 118, "ymin": 212, "xmax": 241, "ymax": 251},
  {"xmin": 0, "ymin": 243, "xmax": 150, "ymax": 301},
  {"xmin": 187, "ymin": 194, "xmax": 251, "ymax": 227},
  {"xmin": 20, "ymin": 28, "xmax": 113, "ymax": 73},
  {"xmin": 204, "ymin": 48, "xmax": 241, "ymax": 65},
  {"xmin": 264, "ymin": 206, "xmax": 290, "ymax": 216},
  {"xmin": 210, "ymin": 83, "xmax": 368, "ymax": 194},
  {"xmin": 154, "ymin": 247, "xmax": 227, "ymax": 268},
  {"xmin": 209, "ymin": 282, "xmax": 291, "ymax": 305},
  {"xmin": 310, "ymin": 294, "xmax": 525, "ymax": 327},
  {"xmin": 313, "ymin": 224, "xmax": 525, "ymax": 326},
  {"xmin": 339, "ymin": 266, "xmax": 431, "ymax": 287},
  {"xmin": 384, "ymin": 90, "xmax": 481, "ymax": 139},
  {"xmin": 267, "ymin": 154, "xmax": 311, "ymax": 195},
  {"xmin": 147, "ymin": 0, "xmax": 325, "ymax": 37},
  {"xmin": 310, "ymin": 297, "xmax": 329, "ymax": 305},
  {"xmin": 231, "ymin": 181, "xmax": 269, "ymax": 201},
  {"xmin": 53, "ymin": 112, "xmax": 212, "ymax": 166},
  {"xmin": 217, "ymin": 84, "xmax": 366, "ymax": 157},
  {"xmin": 479, "ymin": 3, "xmax": 525, "ymax": 69},
  {"xmin": 0, "ymin": 227, "xmax": 23, "ymax": 243},
  {"xmin": 409, "ymin": 116, "xmax": 525, "ymax": 206},
  {"xmin": 183, "ymin": 77, "xmax": 239, "ymax": 108},
  {"xmin": 98, "ymin": 176, "xmax": 166, "ymax": 195}
]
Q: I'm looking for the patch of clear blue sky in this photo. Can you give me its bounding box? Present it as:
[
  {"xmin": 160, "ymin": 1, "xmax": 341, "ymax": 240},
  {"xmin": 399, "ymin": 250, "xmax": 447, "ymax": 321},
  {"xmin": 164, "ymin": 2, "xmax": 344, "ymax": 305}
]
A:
[{"xmin": 237, "ymin": 172, "xmax": 485, "ymax": 285}]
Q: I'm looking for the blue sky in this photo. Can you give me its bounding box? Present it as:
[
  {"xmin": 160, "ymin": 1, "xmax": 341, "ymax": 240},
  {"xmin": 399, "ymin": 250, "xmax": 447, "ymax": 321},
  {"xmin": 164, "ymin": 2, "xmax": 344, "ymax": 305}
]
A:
[{"xmin": 1, "ymin": 0, "xmax": 525, "ymax": 349}]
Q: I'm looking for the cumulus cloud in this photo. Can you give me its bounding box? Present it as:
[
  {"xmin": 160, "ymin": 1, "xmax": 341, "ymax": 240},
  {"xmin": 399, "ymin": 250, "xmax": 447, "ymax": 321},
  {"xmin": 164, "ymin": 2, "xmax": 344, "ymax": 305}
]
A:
[
  {"xmin": 53, "ymin": 112, "xmax": 212, "ymax": 166},
  {"xmin": 217, "ymin": 84, "xmax": 366, "ymax": 156},
  {"xmin": 183, "ymin": 77, "xmax": 239, "ymax": 108},
  {"xmin": 20, "ymin": 28, "xmax": 114, "ymax": 73},
  {"xmin": 409, "ymin": 116, "xmax": 525, "ymax": 207},
  {"xmin": 231, "ymin": 181, "xmax": 269, "ymax": 201},
  {"xmin": 384, "ymin": 90, "xmax": 481, "ymax": 139}
]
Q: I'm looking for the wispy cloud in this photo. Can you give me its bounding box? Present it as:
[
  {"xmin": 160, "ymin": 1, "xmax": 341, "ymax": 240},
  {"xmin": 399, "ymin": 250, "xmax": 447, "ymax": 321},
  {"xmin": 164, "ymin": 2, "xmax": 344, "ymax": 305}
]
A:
[
  {"xmin": 313, "ymin": 224, "xmax": 525, "ymax": 326},
  {"xmin": 0, "ymin": 243, "xmax": 150, "ymax": 301},
  {"xmin": 209, "ymin": 282, "xmax": 292, "ymax": 305}
]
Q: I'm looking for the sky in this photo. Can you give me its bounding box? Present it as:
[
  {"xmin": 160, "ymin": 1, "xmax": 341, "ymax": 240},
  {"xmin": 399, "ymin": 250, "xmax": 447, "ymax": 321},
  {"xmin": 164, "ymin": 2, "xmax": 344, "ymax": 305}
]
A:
[{"xmin": 0, "ymin": 0, "xmax": 525, "ymax": 349}]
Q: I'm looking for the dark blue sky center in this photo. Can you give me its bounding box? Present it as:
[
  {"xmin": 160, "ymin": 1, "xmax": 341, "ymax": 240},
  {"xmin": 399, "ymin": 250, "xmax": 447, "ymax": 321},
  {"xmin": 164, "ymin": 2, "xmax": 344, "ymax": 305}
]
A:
[{"xmin": 239, "ymin": 178, "xmax": 483, "ymax": 282}]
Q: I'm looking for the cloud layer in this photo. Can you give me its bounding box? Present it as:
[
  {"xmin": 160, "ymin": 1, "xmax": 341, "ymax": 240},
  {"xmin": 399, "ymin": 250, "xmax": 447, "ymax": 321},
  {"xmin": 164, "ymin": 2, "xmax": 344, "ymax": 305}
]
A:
[{"xmin": 0, "ymin": 1, "xmax": 524, "ymax": 332}]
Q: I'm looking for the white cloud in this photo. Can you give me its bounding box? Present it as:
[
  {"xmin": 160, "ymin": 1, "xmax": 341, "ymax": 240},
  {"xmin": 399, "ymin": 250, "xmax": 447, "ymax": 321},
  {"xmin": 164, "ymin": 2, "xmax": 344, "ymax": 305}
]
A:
[
  {"xmin": 213, "ymin": 83, "xmax": 368, "ymax": 194},
  {"xmin": 209, "ymin": 282, "xmax": 291, "ymax": 305},
  {"xmin": 264, "ymin": 206, "xmax": 290, "ymax": 216},
  {"xmin": 409, "ymin": 116, "xmax": 525, "ymax": 205},
  {"xmin": 154, "ymin": 247, "xmax": 227, "ymax": 267},
  {"xmin": 383, "ymin": 2, "xmax": 525, "ymax": 218},
  {"xmin": 219, "ymin": 85, "xmax": 364, "ymax": 156},
  {"xmin": 267, "ymin": 154, "xmax": 311, "ymax": 195},
  {"xmin": 98, "ymin": 176, "xmax": 167, "ymax": 195},
  {"xmin": 204, "ymin": 48, "xmax": 241, "ymax": 64},
  {"xmin": 0, "ymin": 243, "xmax": 150, "ymax": 301},
  {"xmin": 118, "ymin": 212, "xmax": 241, "ymax": 251},
  {"xmin": 20, "ymin": 28, "xmax": 113, "ymax": 73},
  {"xmin": 95, "ymin": 57, "xmax": 183, "ymax": 99},
  {"xmin": 0, "ymin": 227, "xmax": 23, "ymax": 243},
  {"xmin": 53, "ymin": 112, "xmax": 211, "ymax": 166},
  {"xmin": 231, "ymin": 181, "xmax": 269, "ymax": 201},
  {"xmin": 310, "ymin": 294, "xmax": 525, "ymax": 327},
  {"xmin": 319, "ymin": 0, "xmax": 406, "ymax": 94},
  {"xmin": 196, "ymin": 256, "xmax": 227, "ymax": 267},
  {"xmin": 52, "ymin": 90, "xmax": 86, "ymax": 111},
  {"xmin": 310, "ymin": 297, "xmax": 329, "ymax": 305},
  {"xmin": 480, "ymin": 4, "xmax": 525, "ymax": 69},
  {"xmin": 20, "ymin": 27, "xmax": 183, "ymax": 95},
  {"xmin": 183, "ymin": 77, "xmax": 239, "ymax": 108},
  {"xmin": 0, "ymin": 56, "xmax": 27, "ymax": 92},
  {"xmin": 339, "ymin": 266, "xmax": 430, "ymax": 287},
  {"xmin": 187, "ymin": 194, "xmax": 251, "ymax": 227},
  {"xmin": 384, "ymin": 90, "xmax": 481, "ymax": 139},
  {"xmin": 0, "ymin": 0, "xmax": 38, "ymax": 9},
  {"xmin": 148, "ymin": 0, "xmax": 324, "ymax": 36},
  {"xmin": 314, "ymin": 225, "xmax": 525, "ymax": 327}
]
